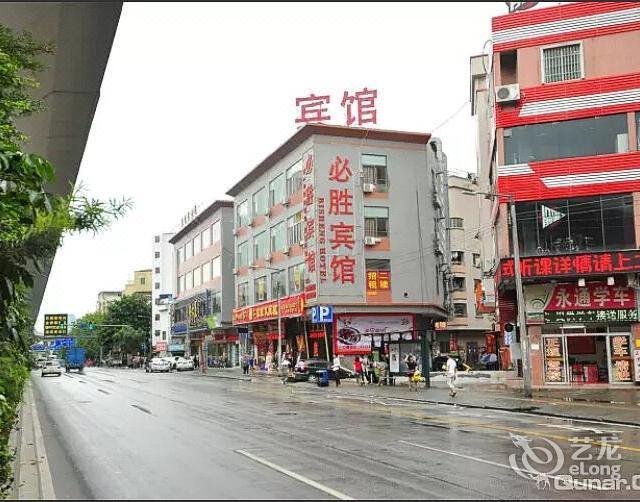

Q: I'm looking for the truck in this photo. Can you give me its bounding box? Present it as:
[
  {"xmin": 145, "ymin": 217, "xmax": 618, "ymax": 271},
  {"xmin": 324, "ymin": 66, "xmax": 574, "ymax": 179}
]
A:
[{"xmin": 65, "ymin": 347, "xmax": 86, "ymax": 373}]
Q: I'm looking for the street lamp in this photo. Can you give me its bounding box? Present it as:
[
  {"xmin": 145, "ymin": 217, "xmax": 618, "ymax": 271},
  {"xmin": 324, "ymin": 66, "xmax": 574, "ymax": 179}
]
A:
[
  {"xmin": 462, "ymin": 190, "xmax": 532, "ymax": 398},
  {"xmin": 250, "ymin": 264, "xmax": 285, "ymax": 370}
]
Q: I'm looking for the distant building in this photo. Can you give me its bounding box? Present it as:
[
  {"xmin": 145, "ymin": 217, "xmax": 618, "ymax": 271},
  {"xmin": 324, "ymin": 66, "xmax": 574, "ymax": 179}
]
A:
[
  {"xmin": 152, "ymin": 233, "xmax": 175, "ymax": 351},
  {"xmin": 96, "ymin": 291, "xmax": 122, "ymax": 314},
  {"xmin": 123, "ymin": 270, "xmax": 152, "ymax": 299}
]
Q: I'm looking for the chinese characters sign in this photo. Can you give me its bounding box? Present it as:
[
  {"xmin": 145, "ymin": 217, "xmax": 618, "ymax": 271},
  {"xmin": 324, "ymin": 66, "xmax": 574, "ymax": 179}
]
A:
[
  {"xmin": 302, "ymin": 150, "xmax": 317, "ymax": 301},
  {"xmin": 544, "ymin": 309, "xmax": 638, "ymax": 324},
  {"xmin": 499, "ymin": 251, "xmax": 640, "ymax": 282},
  {"xmin": 366, "ymin": 270, "xmax": 391, "ymax": 296},
  {"xmin": 544, "ymin": 336, "xmax": 565, "ymax": 383},
  {"xmin": 546, "ymin": 284, "xmax": 636, "ymax": 311},
  {"xmin": 610, "ymin": 335, "xmax": 633, "ymax": 383},
  {"xmin": 295, "ymin": 88, "xmax": 377, "ymax": 127},
  {"xmin": 232, "ymin": 293, "xmax": 305, "ymax": 325},
  {"xmin": 44, "ymin": 314, "xmax": 68, "ymax": 337}
]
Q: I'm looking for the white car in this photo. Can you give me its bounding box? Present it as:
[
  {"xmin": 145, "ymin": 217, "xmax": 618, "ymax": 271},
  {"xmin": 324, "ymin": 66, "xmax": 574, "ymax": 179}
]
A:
[
  {"xmin": 176, "ymin": 357, "xmax": 195, "ymax": 371},
  {"xmin": 147, "ymin": 358, "xmax": 171, "ymax": 373},
  {"xmin": 41, "ymin": 360, "xmax": 62, "ymax": 377}
]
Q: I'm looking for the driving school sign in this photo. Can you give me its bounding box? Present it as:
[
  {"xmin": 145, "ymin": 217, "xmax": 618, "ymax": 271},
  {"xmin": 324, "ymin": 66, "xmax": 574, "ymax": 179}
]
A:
[{"xmin": 333, "ymin": 314, "xmax": 414, "ymax": 355}]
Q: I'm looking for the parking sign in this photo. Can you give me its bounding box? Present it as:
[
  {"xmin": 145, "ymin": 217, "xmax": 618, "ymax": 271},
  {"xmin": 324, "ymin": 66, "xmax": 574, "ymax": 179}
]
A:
[{"xmin": 310, "ymin": 305, "xmax": 333, "ymax": 324}]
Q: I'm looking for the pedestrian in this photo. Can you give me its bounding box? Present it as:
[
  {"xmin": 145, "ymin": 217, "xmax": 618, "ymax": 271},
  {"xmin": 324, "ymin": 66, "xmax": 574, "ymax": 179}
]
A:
[
  {"xmin": 406, "ymin": 355, "xmax": 418, "ymax": 391},
  {"xmin": 375, "ymin": 358, "xmax": 388, "ymax": 386},
  {"xmin": 361, "ymin": 354, "xmax": 371, "ymax": 384},
  {"xmin": 446, "ymin": 353, "xmax": 458, "ymax": 397},
  {"xmin": 332, "ymin": 355, "xmax": 341, "ymax": 387},
  {"xmin": 281, "ymin": 353, "xmax": 291, "ymax": 384},
  {"xmin": 354, "ymin": 356, "xmax": 364, "ymax": 386},
  {"xmin": 193, "ymin": 354, "xmax": 198, "ymax": 369},
  {"xmin": 249, "ymin": 355, "xmax": 255, "ymax": 375},
  {"xmin": 241, "ymin": 353, "xmax": 249, "ymax": 375}
]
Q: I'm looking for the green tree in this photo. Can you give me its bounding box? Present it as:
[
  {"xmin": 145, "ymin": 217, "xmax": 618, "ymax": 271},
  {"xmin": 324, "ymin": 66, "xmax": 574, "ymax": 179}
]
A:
[
  {"xmin": 68, "ymin": 311, "xmax": 107, "ymax": 360},
  {"xmin": 103, "ymin": 294, "xmax": 151, "ymax": 356}
]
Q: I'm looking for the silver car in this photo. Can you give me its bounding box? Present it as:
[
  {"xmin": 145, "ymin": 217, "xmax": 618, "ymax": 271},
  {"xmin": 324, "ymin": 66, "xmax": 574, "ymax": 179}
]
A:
[
  {"xmin": 41, "ymin": 360, "xmax": 62, "ymax": 377},
  {"xmin": 147, "ymin": 358, "xmax": 171, "ymax": 373}
]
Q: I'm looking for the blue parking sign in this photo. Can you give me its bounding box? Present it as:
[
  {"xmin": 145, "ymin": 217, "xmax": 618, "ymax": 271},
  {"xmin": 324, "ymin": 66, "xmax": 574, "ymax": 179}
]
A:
[{"xmin": 311, "ymin": 305, "xmax": 333, "ymax": 324}]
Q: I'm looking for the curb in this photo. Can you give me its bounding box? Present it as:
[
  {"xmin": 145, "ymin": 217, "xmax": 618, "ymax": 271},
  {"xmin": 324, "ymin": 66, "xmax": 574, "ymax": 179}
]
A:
[
  {"xmin": 192, "ymin": 372, "xmax": 251, "ymax": 382},
  {"xmin": 331, "ymin": 390, "xmax": 640, "ymax": 427}
]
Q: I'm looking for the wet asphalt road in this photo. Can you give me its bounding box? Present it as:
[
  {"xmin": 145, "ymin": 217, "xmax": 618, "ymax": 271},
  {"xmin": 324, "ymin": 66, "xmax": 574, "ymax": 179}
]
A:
[{"xmin": 32, "ymin": 368, "xmax": 640, "ymax": 500}]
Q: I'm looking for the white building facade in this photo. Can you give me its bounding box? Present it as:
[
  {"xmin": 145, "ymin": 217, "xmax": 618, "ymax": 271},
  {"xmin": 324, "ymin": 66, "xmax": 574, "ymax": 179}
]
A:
[{"xmin": 152, "ymin": 232, "xmax": 176, "ymax": 352}]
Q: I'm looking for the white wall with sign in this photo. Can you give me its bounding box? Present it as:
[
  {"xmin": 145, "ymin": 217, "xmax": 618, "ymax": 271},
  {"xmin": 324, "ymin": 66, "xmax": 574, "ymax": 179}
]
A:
[{"xmin": 334, "ymin": 314, "xmax": 414, "ymax": 355}]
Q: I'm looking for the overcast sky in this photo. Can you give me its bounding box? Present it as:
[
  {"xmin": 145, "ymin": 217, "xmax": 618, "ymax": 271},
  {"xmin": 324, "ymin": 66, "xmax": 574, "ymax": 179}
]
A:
[{"xmin": 36, "ymin": 1, "xmax": 543, "ymax": 330}]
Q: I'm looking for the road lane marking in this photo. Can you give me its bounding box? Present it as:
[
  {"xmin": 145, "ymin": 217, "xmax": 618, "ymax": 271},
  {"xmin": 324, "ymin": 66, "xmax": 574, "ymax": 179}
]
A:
[
  {"xmin": 131, "ymin": 404, "xmax": 152, "ymax": 415},
  {"xmin": 399, "ymin": 440, "xmax": 605, "ymax": 491},
  {"xmin": 28, "ymin": 382, "xmax": 56, "ymax": 500},
  {"xmin": 98, "ymin": 389, "xmax": 111, "ymax": 395},
  {"xmin": 235, "ymin": 449, "xmax": 353, "ymax": 500}
]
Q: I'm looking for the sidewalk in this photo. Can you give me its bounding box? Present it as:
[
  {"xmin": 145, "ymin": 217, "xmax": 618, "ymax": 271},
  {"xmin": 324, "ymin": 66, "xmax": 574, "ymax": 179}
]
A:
[{"xmin": 8, "ymin": 380, "xmax": 55, "ymax": 500}]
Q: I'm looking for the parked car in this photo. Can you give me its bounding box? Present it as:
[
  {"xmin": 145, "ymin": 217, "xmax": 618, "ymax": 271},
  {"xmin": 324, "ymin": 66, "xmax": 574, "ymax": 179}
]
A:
[
  {"xmin": 176, "ymin": 357, "xmax": 195, "ymax": 371},
  {"xmin": 146, "ymin": 358, "xmax": 171, "ymax": 373},
  {"xmin": 295, "ymin": 359, "xmax": 354, "ymax": 381},
  {"xmin": 41, "ymin": 360, "xmax": 62, "ymax": 377}
]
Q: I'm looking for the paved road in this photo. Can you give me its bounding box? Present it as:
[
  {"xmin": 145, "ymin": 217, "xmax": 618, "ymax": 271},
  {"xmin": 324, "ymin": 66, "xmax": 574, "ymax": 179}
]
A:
[{"xmin": 32, "ymin": 368, "xmax": 640, "ymax": 499}]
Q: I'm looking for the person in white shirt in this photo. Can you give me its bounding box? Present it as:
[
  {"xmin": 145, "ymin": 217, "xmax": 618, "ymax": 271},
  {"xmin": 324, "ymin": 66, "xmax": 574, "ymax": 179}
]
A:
[
  {"xmin": 332, "ymin": 355, "xmax": 341, "ymax": 387},
  {"xmin": 446, "ymin": 354, "xmax": 458, "ymax": 397}
]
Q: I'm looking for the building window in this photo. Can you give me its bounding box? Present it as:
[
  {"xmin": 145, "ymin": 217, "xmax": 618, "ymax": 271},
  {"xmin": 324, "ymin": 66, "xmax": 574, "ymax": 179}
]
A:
[
  {"xmin": 193, "ymin": 267, "xmax": 202, "ymax": 287},
  {"xmin": 177, "ymin": 247, "xmax": 183, "ymax": 264},
  {"xmin": 236, "ymin": 200, "xmax": 250, "ymax": 227},
  {"xmin": 180, "ymin": 275, "xmax": 186, "ymax": 294},
  {"xmin": 473, "ymin": 253, "xmax": 481, "ymax": 268},
  {"xmin": 154, "ymin": 235, "xmax": 160, "ymax": 243},
  {"xmin": 212, "ymin": 256, "xmax": 221, "ymax": 278},
  {"xmin": 252, "ymin": 187, "xmax": 269, "ymax": 217},
  {"xmin": 154, "ymin": 282, "xmax": 160, "ymax": 290},
  {"xmin": 253, "ymin": 231, "xmax": 269, "ymax": 260},
  {"xmin": 193, "ymin": 234, "xmax": 201, "ymax": 255},
  {"xmin": 515, "ymin": 194, "xmax": 635, "ymax": 256},
  {"xmin": 155, "ymin": 267, "xmax": 160, "ymax": 274},
  {"xmin": 271, "ymin": 270, "xmax": 286, "ymax": 299},
  {"xmin": 140, "ymin": 277, "xmax": 146, "ymax": 285},
  {"xmin": 202, "ymin": 261, "xmax": 211, "ymax": 282},
  {"xmin": 162, "ymin": 331, "xmax": 166, "ymax": 340},
  {"xmin": 364, "ymin": 206, "xmax": 389, "ymax": 238},
  {"xmin": 212, "ymin": 291, "xmax": 222, "ymax": 313},
  {"xmin": 449, "ymin": 217, "xmax": 464, "ymax": 229},
  {"xmin": 254, "ymin": 276, "xmax": 267, "ymax": 302},
  {"xmin": 365, "ymin": 259, "xmax": 390, "ymax": 270},
  {"xmin": 211, "ymin": 220, "xmax": 221, "ymax": 244},
  {"xmin": 270, "ymin": 221, "xmax": 286, "ymax": 252},
  {"xmin": 186, "ymin": 271, "xmax": 193, "ymax": 290},
  {"xmin": 452, "ymin": 277, "xmax": 466, "ymax": 291},
  {"xmin": 202, "ymin": 227, "xmax": 211, "ymax": 248},
  {"xmin": 453, "ymin": 303, "xmax": 468, "ymax": 318},
  {"xmin": 237, "ymin": 282, "xmax": 249, "ymax": 308},
  {"xmin": 286, "ymin": 160, "xmax": 303, "ymax": 197},
  {"xmin": 155, "ymin": 314, "xmax": 160, "ymax": 321},
  {"xmin": 542, "ymin": 43, "xmax": 582, "ymax": 84},
  {"xmin": 177, "ymin": 275, "xmax": 182, "ymax": 295},
  {"xmin": 237, "ymin": 241, "xmax": 249, "ymax": 268},
  {"xmin": 451, "ymin": 251, "xmax": 464, "ymax": 265},
  {"xmin": 288, "ymin": 263, "xmax": 304, "ymax": 294},
  {"xmin": 287, "ymin": 212, "xmax": 304, "ymax": 246},
  {"xmin": 269, "ymin": 173, "xmax": 286, "ymax": 206},
  {"xmin": 503, "ymin": 114, "xmax": 628, "ymax": 165},
  {"xmin": 155, "ymin": 329, "xmax": 161, "ymax": 337},
  {"xmin": 185, "ymin": 241, "xmax": 193, "ymax": 260},
  {"xmin": 362, "ymin": 154, "xmax": 388, "ymax": 192},
  {"xmin": 637, "ymin": 112, "xmax": 640, "ymax": 148},
  {"xmin": 154, "ymin": 252, "xmax": 160, "ymax": 259}
]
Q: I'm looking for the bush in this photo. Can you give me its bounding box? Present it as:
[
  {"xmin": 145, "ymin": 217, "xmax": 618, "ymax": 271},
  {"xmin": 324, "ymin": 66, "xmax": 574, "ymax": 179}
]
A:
[{"xmin": 0, "ymin": 344, "xmax": 29, "ymax": 497}]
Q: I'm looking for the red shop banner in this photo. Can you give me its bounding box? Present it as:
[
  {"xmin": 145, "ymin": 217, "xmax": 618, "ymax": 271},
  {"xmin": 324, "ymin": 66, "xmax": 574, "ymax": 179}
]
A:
[
  {"xmin": 232, "ymin": 293, "xmax": 305, "ymax": 325},
  {"xmin": 546, "ymin": 283, "xmax": 636, "ymax": 311}
]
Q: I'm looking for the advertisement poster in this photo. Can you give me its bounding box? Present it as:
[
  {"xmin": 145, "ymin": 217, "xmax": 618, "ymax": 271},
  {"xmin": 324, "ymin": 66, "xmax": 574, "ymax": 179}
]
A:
[
  {"xmin": 543, "ymin": 336, "xmax": 565, "ymax": 383},
  {"xmin": 389, "ymin": 343, "xmax": 400, "ymax": 373},
  {"xmin": 333, "ymin": 314, "xmax": 414, "ymax": 355},
  {"xmin": 634, "ymin": 350, "xmax": 640, "ymax": 382}
]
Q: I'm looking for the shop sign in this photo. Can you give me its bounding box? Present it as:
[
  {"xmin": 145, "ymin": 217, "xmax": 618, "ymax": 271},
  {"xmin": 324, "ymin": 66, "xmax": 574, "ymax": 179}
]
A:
[
  {"xmin": 610, "ymin": 335, "xmax": 633, "ymax": 383},
  {"xmin": 544, "ymin": 309, "xmax": 638, "ymax": 324},
  {"xmin": 500, "ymin": 250, "xmax": 640, "ymax": 281},
  {"xmin": 334, "ymin": 314, "xmax": 414, "ymax": 355},
  {"xmin": 310, "ymin": 305, "xmax": 333, "ymax": 323},
  {"xmin": 302, "ymin": 150, "xmax": 318, "ymax": 301},
  {"xmin": 308, "ymin": 330, "xmax": 325, "ymax": 340},
  {"xmin": 634, "ymin": 350, "xmax": 640, "ymax": 382},
  {"xmin": 366, "ymin": 270, "xmax": 391, "ymax": 296},
  {"xmin": 543, "ymin": 336, "xmax": 565, "ymax": 383},
  {"xmin": 168, "ymin": 344, "xmax": 185, "ymax": 352},
  {"xmin": 232, "ymin": 293, "xmax": 305, "ymax": 325},
  {"xmin": 547, "ymin": 284, "xmax": 635, "ymax": 311}
]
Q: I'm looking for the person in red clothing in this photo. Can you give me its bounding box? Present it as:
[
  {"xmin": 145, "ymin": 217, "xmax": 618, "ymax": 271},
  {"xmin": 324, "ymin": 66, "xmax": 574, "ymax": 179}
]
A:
[{"xmin": 354, "ymin": 356, "xmax": 364, "ymax": 386}]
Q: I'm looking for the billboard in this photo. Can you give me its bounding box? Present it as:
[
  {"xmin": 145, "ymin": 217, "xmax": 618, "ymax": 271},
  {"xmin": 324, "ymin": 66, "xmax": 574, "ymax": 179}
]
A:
[{"xmin": 44, "ymin": 314, "xmax": 68, "ymax": 337}]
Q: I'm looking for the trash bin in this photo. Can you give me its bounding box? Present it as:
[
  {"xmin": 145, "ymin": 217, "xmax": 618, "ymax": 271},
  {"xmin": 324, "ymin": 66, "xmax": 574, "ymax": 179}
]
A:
[{"xmin": 317, "ymin": 369, "xmax": 329, "ymax": 387}]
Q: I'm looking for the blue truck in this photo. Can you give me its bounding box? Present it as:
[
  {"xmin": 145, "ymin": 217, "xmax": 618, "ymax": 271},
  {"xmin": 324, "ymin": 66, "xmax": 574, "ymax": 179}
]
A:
[{"xmin": 65, "ymin": 347, "xmax": 86, "ymax": 373}]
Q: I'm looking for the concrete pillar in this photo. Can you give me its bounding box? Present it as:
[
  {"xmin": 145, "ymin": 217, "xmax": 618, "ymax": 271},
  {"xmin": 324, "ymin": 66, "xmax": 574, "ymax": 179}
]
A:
[{"xmin": 527, "ymin": 324, "xmax": 544, "ymax": 387}]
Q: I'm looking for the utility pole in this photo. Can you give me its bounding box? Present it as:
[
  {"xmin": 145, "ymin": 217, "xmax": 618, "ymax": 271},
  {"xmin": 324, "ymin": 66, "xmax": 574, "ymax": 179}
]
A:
[{"xmin": 509, "ymin": 196, "xmax": 532, "ymax": 398}]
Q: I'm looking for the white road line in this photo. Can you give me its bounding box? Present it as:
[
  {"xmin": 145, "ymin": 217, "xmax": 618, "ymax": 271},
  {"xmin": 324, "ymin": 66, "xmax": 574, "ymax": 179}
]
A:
[
  {"xmin": 235, "ymin": 449, "xmax": 354, "ymax": 500},
  {"xmin": 29, "ymin": 382, "xmax": 56, "ymax": 500},
  {"xmin": 399, "ymin": 440, "xmax": 604, "ymax": 491}
]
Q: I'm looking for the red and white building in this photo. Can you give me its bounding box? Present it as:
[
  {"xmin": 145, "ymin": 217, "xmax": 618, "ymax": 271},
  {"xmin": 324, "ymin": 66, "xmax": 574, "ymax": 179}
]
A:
[{"xmin": 474, "ymin": 2, "xmax": 640, "ymax": 387}]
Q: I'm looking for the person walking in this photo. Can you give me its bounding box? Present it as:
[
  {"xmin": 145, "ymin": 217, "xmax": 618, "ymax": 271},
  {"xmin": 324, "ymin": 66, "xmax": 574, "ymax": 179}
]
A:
[
  {"xmin": 281, "ymin": 353, "xmax": 291, "ymax": 384},
  {"xmin": 361, "ymin": 355, "xmax": 371, "ymax": 384},
  {"xmin": 375, "ymin": 357, "xmax": 388, "ymax": 386},
  {"xmin": 354, "ymin": 356, "xmax": 364, "ymax": 386},
  {"xmin": 446, "ymin": 354, "xmax": 458, "ymax": 397},
  {"xmin": 241, "ymin": 353, "xmax": 249, "ymax": 375},
  {"xmin": 332, "ymin": 355, "xmax": 341, "ymax": 387},
  {"xmin": 406, "ymin": 354, "xmax": 418, "ymax": 391}
]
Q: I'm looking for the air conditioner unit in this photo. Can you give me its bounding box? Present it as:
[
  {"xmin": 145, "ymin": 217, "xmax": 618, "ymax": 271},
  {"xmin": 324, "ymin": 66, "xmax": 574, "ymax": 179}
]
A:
[
  {"xmin": 265, "ymin": 254, "xmax": 272, "ymax": 262},
  {"xmin": 282, "ymin": 246, "xmax": 290, "ymax": 255},
  {"xmin": 495, "ymin": 84, "xmax": 520, "ymax": 103},
  {"xmin": 299, "ymin": 240, "xmax": 305, "ymax": 247},
  {"xmin": 364, "ymin": 236, "xmax": 378, "ymax": 246},
  {"xmin": 282, "ymin": 200, "xmax": 290, "ymax": 207},
  {"xmin": 432, "ymin": 194, "xmax": 442, "ymax": 209},
  {"xmin": 363, "ymin": 183, "xmax": 376, "ymax": 193},
  {"xmin": 247, "ymin": 221, "xmax": 254, "ymax": 227},
  {"xmin": 232, "ymin": 268, "xmax": 238, "ymax": 275}
]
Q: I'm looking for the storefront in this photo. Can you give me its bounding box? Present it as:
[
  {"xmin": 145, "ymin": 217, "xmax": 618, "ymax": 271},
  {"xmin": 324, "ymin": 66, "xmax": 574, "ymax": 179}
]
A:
[{"xmin": 207, "ymin": 330, "xmax": 239, "ymax": 366}]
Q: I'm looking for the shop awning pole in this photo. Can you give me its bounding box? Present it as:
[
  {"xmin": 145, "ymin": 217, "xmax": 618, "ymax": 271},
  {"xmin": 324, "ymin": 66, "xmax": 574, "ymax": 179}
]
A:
[
  {"xmin": 303, "ymin": 319, "xmax": 310, "ymax": 359},
  {"xmin": 324, "ymin": 323, "xmax": 331, "ymax": 361}
]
